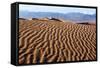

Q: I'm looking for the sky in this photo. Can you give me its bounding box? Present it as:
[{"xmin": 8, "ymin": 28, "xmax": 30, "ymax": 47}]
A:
[{"xmin": 19, "ymin": 4, "xmax": 96, "ymax": 15}]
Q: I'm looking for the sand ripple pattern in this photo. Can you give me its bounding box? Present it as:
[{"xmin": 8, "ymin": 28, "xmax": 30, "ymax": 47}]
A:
[{"xmin": 19, "ymin": 20, "xmax": 96, "ymax": 64}]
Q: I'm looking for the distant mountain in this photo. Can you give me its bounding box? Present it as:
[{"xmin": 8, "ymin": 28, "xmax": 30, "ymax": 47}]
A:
[{"xmin": 19, "ymin": 11, "xmax": 96, "ymax": 23}]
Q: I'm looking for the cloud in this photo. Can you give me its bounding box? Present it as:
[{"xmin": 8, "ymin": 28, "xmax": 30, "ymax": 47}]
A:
[{"xmin": 19, "ymin": 4, "xmax": 96, "ymax": 14}]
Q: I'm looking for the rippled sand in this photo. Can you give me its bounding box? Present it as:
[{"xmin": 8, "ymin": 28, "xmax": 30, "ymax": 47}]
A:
[{"xmin": 19, "ymin": 19, "xmax": 96, "ymax": 64}]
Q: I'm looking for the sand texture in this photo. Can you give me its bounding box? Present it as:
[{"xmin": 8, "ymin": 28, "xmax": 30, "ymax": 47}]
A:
[{"xmin": 19, "ymin": 19, "xmax": 96, "ymax": 64}]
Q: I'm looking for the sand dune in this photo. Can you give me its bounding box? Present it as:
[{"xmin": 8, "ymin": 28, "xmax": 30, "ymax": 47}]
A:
[{"xmin": 19, "ymin": 19, "xmax": 96, "ymax": 64}]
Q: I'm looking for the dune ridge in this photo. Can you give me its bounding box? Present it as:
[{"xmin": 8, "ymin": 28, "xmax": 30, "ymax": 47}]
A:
[{"xmin": 19, "ymin": 19, "xmax": 96, "ymax": 64}]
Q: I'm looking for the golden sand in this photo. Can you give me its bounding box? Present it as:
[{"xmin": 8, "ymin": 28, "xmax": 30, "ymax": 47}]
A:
[{"xmin": 19, "ymin": 19, "xmax": 96, "ymax": 64}]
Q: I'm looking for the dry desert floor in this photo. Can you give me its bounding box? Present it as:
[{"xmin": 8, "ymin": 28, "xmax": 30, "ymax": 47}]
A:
[{"xmin": 18, "ymin": 19, "xmax": 96, "ymax": 64}]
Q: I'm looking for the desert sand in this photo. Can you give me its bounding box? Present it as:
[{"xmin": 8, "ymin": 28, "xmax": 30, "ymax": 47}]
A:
[{"xmin": 18, "ymin": 19, "xmax": 96, "ymax": 64}]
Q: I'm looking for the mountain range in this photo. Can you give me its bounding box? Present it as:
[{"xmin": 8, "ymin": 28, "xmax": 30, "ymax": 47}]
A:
[{"xmin": 19, "ymin": 11, "xmax": 96, "ymax": 23}]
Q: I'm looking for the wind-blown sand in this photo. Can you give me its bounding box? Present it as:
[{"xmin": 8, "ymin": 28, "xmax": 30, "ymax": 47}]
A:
[{"xmin": 19, "ymin": 19, "xmax": 96, "ymax": 64}]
